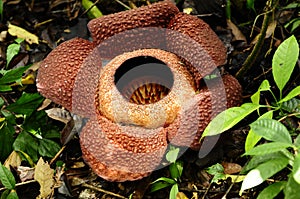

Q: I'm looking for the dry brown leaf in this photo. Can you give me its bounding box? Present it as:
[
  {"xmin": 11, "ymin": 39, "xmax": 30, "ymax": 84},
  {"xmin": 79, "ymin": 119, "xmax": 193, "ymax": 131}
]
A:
[
  {"xmin": 8, "ymin": 23, "xmax": 39, "ymax": 44},
  {"xmin": 222, "ymin": 161, "xmax": 242, "ymax": 174},
  {"xmin": 18, "ymin": 166, "xmax": 35, "ymax": 182},
  {"xmin": 4, "ymin": 151, "xmax": 22, "ymax": 169},
  {"xmin": 37, "ymin": 99, "xmax": 52, "ymax": 111},
  {"xmin": 227, "ymin": 19, "xmax": 247, "ymax": 42},
  {"xmin": 34, "ymin": 158, "xmax": 55, "ymax": 199},
  {"xmin": 251, "ymin": 20, "xmax": 277, "ymax": 45},
  {"xmin": 45, "ymin": 108, "xmax": 72, "ymax": 124},
  {"xmin": 177, "ymin": 192, "xmax": 189, "ymax": 199}
]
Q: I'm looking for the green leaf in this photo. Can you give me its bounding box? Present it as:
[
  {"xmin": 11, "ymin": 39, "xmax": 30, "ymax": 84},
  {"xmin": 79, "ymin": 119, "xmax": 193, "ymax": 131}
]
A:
[
  {"xmin": 6, "ymin": 43, "xmax": 20, "ymax": 67},
  {"xmin": 6, "ymin": 190, "xmax": 18, "ymax": 199},
  {"xmin": 6, "ymin": 92, "xmax": 44, "ymax": 116},
  {"xmin": 169, "ymin": 161, "xmax": 183, "ymax": 180},
  {"xmin": 82, "ymin": 0, "xmax": 103, "ymax": 19},
  {"xmin": 0, "ymin": 124, "xmax": 15, "ymax": 161},
  {"xmin": 169, "ymin": 184, "xmax": 179, "ymax": 199},
  {"xmin": 0, "ymin": 64, "xmax": 30, "ymax": 85},
  {"xmin": 292, "ymin": 153, "xmax": 300, "ymax": 184},
  {"xmin": 244, "ymin": 142, "xmax": 292, "ymax": 156},
  {"xmin": 1, "ymin": 190, "xmax": 11, "ymax": 199},
  {"xmin": 166, "ymin": 147, "xmax": 180, "ymax": 163},
  {"xmin": 150, "ymin": 181, "xmax": 172, "ymax": 193},
  {"xmin": 0, "ymin": 162, "xmax": 16, "ymax": 189},
  {"xmin": 257, "ymin": 181, "xmax": 286, "ymax": 199},
  {"xmin": 38, "ymin": 139, "xmax": 60, "ymax": 158},
  {"xmin": 281, "ymin": 98, "xmax": 300, "ymax": 113},
  {"xmin": 245, "ymin": 111, "xmax": 273, "ymax": 152},
  {"xmin": 279, "ymin": 86, "xmax": 300, "ymax": 104},
  {"xmin": 284, "ymin": 174, "xmax": 300, "ymax": 199},
  {"xmin": 272, "ymin": 35, "xmax": 299, "ymax": 93},
  {"xmin": 246, "ymin": 0, "xmax": 255, "ymax": 12},
  {"xmin": 242, "ymin": 152, "xmax": 289, "ymax": 173},
  {"xmin": 294, "ymin": 134, "xmax": 300, "ymax": 148},
  {"xmin": 206, "ymin": 163, "xmax": 226, "ymax": 183},
  {"xmin": 151, "ymin": 177, "xmax": 177, "ymax": 185},
  {"xmin": 0, "ymin": 97, "xmax": 4, "ymax": 108},
  {"xmin": 251, "ymin": 80, "xmax": 270, "ymax": 105},
  {"xmin": 0, "ymin": 85, "xmax": 12, "ymax": 92},
  {"xmin": 13, "ymin": 131, "xmax": 38, "ymax": 162},
  {"xmin": 202, "ymin": 103, "xmax": 260, "ymax": 137},
  {"xmin": 250, "ymin": 119, "xmax": 292, "ymax": 144},
  {"xmin": 240, "ymin": 158, "xmax": 289, "ymax": 194}
]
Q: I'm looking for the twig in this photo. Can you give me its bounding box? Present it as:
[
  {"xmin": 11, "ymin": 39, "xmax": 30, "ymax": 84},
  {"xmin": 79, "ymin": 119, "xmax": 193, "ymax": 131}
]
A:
[
  {"xmin": 236, "ymin": 0, "xmax": 279, "ymax": 79},
  {"xmin": 50, "ymin": 145, "xmax": 66, "ymax": 165},
  {"xmin": 115, "ymin": 0, "xmax": 131, "ymax": 10},
  {"xmin": 82, "ymin": 183, "xmax": 127, "ymax": 199},
  {"xmin": 0, "ymin": 180, "xmax": 37, "ymax": 192}
]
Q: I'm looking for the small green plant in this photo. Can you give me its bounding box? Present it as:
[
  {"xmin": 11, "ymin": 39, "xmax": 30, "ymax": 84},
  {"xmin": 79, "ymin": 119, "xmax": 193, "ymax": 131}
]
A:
[
  {"xmin": 6, "ymin": 38, "xmax": 24, "ymax": 68},
  {"xmin": 150, "ymin": 146, "xmax": 183, "ymax": 199},
  {"xmin": 202, "ymin": 35, "xmax": 300, "ymax": 198},
  {"xmin": 0, "ymin": 163, "xmax": 18, "ymax": 199}
]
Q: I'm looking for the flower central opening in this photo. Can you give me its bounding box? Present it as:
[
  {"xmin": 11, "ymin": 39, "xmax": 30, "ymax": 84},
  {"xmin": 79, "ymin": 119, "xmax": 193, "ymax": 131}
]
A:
[{"xmin": 114, "ymin": 56, "xmax": 174, "ymax": 105}]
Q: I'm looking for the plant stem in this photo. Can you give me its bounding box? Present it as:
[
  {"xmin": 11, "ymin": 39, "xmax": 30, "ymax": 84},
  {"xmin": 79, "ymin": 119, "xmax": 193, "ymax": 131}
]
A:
[{"xmin": 236, "ymin": 0, "xmax": 279, "ymax": 79}]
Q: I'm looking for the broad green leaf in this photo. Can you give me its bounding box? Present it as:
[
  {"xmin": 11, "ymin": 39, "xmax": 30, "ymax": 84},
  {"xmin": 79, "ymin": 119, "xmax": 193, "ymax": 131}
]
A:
[
  {"xmin": 245, "ymin": 111, "xmax": 273, "ymax": 152},
  {"xmin": 202, "ymin": 103, "xmax": 260, "ymax": 137},
  {"xmin": 242, "ymin": 152, "xmax": 289, "ymax": 173},
  {"xmin": 257, "ymin": 181, "xmax": 286, "ymax": 199},
  {"xmin": 166, "ymin": 147, "xmax": 180, "ymax": 163},
  {"xmin": 284, "ymin": 174, "xmax": 300, "ymax": 199},
  {"xmin": 244, "ymin": 142, "xmax": 292, "ymax": 156},
  {"xmin": 250, "ymin": 119, "xmax": 292, "ymax": 144},
  {"xmin": 0, "ymin": 162, "xmax": 16, "ymax": 189},
  {"xmin": 251, "ymin": 80, "xmax": 270, "ymax": 105},
  {"xmin": 0, "ymin": 124, "xmax": 15, "ymax": 161},
  {"xmin": 281, "ymin": 98, "xmax": 300, "ymax": 113},
  {"xmin": 169, "ymin": 184, "xmax": 179, "ymax": 199},
  {"xmin": 294, "ymin": 134, "xmax": 300, "ymax": 148},
  {"xmin": 82, "ymin": 0, "xmax": 103, "ymax": 19},
  {"xmin": 150, "ymin": 181, "xmax": 172, "ymax": 193},
  {"xmin": 0, "ymin": 64, "xmax": 30, "ymax": 84},
  {"xmin": 6, "ymin": 190, "xmax": 18, "ymax": 199},
  {"xmin": 292, "ymin": 153, "xmax": 300, "ymax": 184},
  {"xmin": 279, "ymin": 86, "xmax": 300, "ymax": 103},
  {"xmin": 13, "ymin": 131, "xmax": 38, "ymax": 162},
  {"xmin": 240, "ymin": 158, "xmax": 289, "ymax": 194},
  {"xmin": 6, "ymin": 92, "xmax": 44, "ymax": 116},
  {"xmin": 272, "ymin": 35, "xmax": 299, "ymax": 92},
  {"xmin": 38, "ymin": 139, "xmax": 60, "ymax": 158},
  {"xmin": 151, "ymin": 177, "xmax": 176, "ymax": 185}
]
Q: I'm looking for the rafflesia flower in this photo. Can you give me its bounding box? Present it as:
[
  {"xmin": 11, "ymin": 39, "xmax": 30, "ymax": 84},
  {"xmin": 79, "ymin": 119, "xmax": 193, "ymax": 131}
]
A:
[{"xmin": 36, "ymin": 1, "xmax": 242, "ymax": 182}]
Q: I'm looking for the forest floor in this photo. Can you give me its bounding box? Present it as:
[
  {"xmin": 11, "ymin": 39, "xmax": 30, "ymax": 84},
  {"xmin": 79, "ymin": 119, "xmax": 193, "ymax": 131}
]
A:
[{"xmin": 0, "ymin": 0, "xmax": 299, "ymax": 199}]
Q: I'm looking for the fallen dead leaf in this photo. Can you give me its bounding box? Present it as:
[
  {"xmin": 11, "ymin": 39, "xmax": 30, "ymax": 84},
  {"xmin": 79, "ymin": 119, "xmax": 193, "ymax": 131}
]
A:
[
  {"xmin": 34, "ymin": 158, "xmax": 55, "ymax": 199},
  {"xmin": 177, "ymin": 192, "xmax": 189, "ymax": 199},
  {"xmin": 222, "ymin": 161, "xmax": 242, "ymax": 174},
  {"xmin": 18, "ymin": 166, "xmax": 35, "ymax": 182},
  {"xmin": 4, "ymin": 151, "xmax": 22, "ymax": 169},
  {"xmin": 45, "ymin": 108, "xmax": 72, "ymax": 124},
  {"xmin": 8, "ymin": 23, "xmax": 39, "ymax": 44},
  {"xmin": 227, "ymin": 19, "xmax": 247, "ymax": 42}
]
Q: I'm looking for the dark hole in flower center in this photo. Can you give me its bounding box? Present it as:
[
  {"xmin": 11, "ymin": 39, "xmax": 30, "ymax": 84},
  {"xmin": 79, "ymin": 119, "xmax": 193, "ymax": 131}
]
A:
[{"xmin": 114, "ymin": 56, "xmax": 174, "ymax": 105}]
